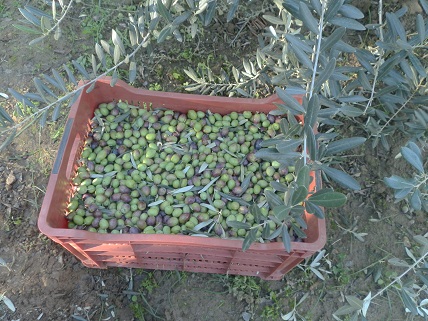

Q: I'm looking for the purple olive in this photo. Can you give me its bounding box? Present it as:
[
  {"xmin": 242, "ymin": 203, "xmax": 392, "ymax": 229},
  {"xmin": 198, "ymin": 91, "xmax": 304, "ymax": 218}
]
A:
[
  {"xmin": 92, "ymin": 217, "xmax": 101, "ymax": 228},
  {"xmin": 109, "ymin": 218, "xmax": 118, "ymax": 229},
  {"xmin": 121, "ymin": 194, "xmax": 131, "ymax": 203},
  {"xmin": 129, "ymin": 227, "xmax": 140, "ymax": 234},
  {"xmin": 146, "ymin": 216, "xmax": 156, "ymax": 226},
  {"xmin": 119, "ymin": 185, "xmax": 131, "ymax": 194},
  {"xmin": 214, "ymin": 224, "xmax": 223, "ymax": 236},
  {"xmin": 111, "ymin": 193, "xmax": 121, "ymax": 202},
  {"xmin": 179, "ymin": 213, "xmax": 190, "ymax": 224},
  {"xmin": 88, "ymin": 203, "xmax": 98, "ymax": 213}
]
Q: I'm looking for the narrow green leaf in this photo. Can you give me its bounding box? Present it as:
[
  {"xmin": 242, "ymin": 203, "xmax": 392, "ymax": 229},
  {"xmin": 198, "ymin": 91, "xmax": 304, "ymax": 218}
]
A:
[
  {"xmin": 63, "ymin": 64, "xmax": 77, "ymax": 86},
  {"xmin": 218, "ymin": 192, "xmax": 251, "ymax": 206},
  {"xmin": 417, "ymin": 272, "xmax": 428, "ymax": 287},
  {"xmin": 129, "ymin": 61, "xmax": 137, "ymax": 83},
  {"xmin": 157, "ymin": 0, "xmax": 173, "ymax": 22},
  {"xmin": 1, "ymin": 296, "xmax": 15, "ymax": 312},
  {"xmin": 276, "ymin": 139, "xmax": 302, "ymax": 154},
  {"xmin": 291, "ymin": 186, "xmax": 308, "ymax": 205},
  {"xmin": 33, "ymin": 78, "xmax": 48, "ymax": 102},
  {"xmin": 262, "ymin": 223, "xmax": 270, "ymax": 239},
  {"xmin": 51, "ymin": 103, "xmax": 61, "ymax": 122},
  {"xmin": 200, "ymin": 203, "xmax": 217, "ymax": 212},
  {"xmin": 263, "ymin": 14, "xmax": 286, "ymax": 25},
  {"xmin": 39, "ymin": 109, "xmax": 48, "ymax": 128},
  {"xmin": 291, "ymin": 222, "xmax": 307, "ymax": 239},
  {"xmin": 386, "ymin": 12, "xmax": 406, "ymax": 41},
  {"xmin": 394, "ymin": 187, "xmax": 413, "ymax": 200},
  {"xmin": 333, "ymin": 304, "xmax": 359, "ymax": 316},
  {"xmin": 249, "ymin": 204, "xmax": 263, "ymax": 224},
  {"xmin": 410, "ymin": 190, "xmax": 422, "ymax": 211},
  {"xmin": 203, "ymin": 0, "xmax": 217, "ymax": 26},
  {"xmin": 227, "ymin": 0, "xmax": 239, "ymax": 22},
  {"xmin": 171, "ymin": 185, "xmax": 195, "ymax": 194},
  {"xmin": 408, "ymin": 52, "xmax": 427, "ymax": 78},
  {"xmin": 296, "ymin": 165, "xmax": 310, "ymax": 189},
  {"xmin": 157, "ymin": 25, "xmax": 172, "ymax": 43},
  {"xmin": 276, "ymin": 87, "xmax": 306, "ymax": 114},
  {"xmin": 281, "ymin": 225, "xmax": 292, "ymax": 253},
  {"xmin": 416, "ymin": 14, "xmax": 425, "ymax": 44},
  {"xmin": 314, "ymin": 58, "xmax": 336, "ymax": 91},
  {"xmin": 8, "ymin": 88, "xmax": 36, "ymax": 108},
  {"xmin": 19, "ymin": 7, "xmax": 40, "ymax": 25},
  {"xmin": 273, "ymin": 205, "xmax": 292, "ymax": 220},
  {"xmin": 299, "ymin": 1, "xmax": 319, "ymax": 34},
  {"xmin": 325, "ymin": 137, "xmax": 366, "ymax": 156},
  {"xmin": 28, "ymin": 36, "xmax": 45, "ymax": 46},
  {"xmin": 407, "ymin": 142, "xmax": 422, "ymax": 160},
  {"xmin": 112, "ymin": 29, "xmax": 126, "ymax": 55},
  {"xmin": 113, "ymin": 44, "xmax": 121, "ymax": 65},
  {"xmin": 226, "ymin": 221, "xmax": 251, "ymax": 229},
  {"xmin": 110, "ymin": 69, "xmax": 118, "ymax": 87},
  {"xmin": 401, "ymin": 146, "xmax": 424, "ymax": 173},
  {"xmin": 310, "ymin": 0, "xmax": 322, "ymax": 15},
  {"xmin": 72, "ymin": 60, "xmax": 90, "ymax": 80},
  {"xmin": 172, "ymin": 11, "xmax": 192, "ymax": 26},
  {"xmin": 265, "ymin": 190, "xmax": 284, "ymax": 208},
  {"xmin": 41, "ymin": 15, "xmax": 52, "ymax": 32},
  {"xmin": 305, "ymin": 125, "xmax": 317, "ymax": 161},
  {"xmin": 193, "ymin": 219, "xmax": 214, "ymax": 231},
  {"xmin": 285, "ymin": 34, "xmax": 313, "ymax": 52},
  {"xmin": 91, "ymin": 54, "xmax": 98, "ymax": 77},
  {"xmin": 260, "ymin": 138, "xmax": 285, "ymax": 147},
  {"xmin": 325, "ymin": 0, "xmax": 345, "ymax": 20},
  {"xmin": 305, "ymin": 93, "xmax": 320, "ymax": 129},
  {"xmin": 51, "ymin": 69, "xmax": 67, "ymax": 92},
  {"xmin": 242, "ymin": 228, "xmax": 257, "ymax": 251},
  {"xmin": 0, "ymin": 106, "xmax": 14, "ymax": 123},
  {"xmin": 321, "ymin": 165, "xmax": 361, "ymax": 190},
  {"xmin": 339, "ymin": 105, "xmax": 364, "ymax": 117},
  {"xmin": 101, "ymin": 39, "xmax": 113, "ymax": 56},
  {"xmin": 13, "ymin": 24, "xmax": 42, "ymax": 34},
  {"xmin": 305, "ymin": 201, "xmax": 324, "ymax": 219},
  {"xmin": 378, "ymin": 54, "xmax": 403, "ymax": 81},
  {"xmin": 400, "ymin": 289, "xmax": 418, "ymax": 315},
  {"xmin": 346, "ymin": 296, "xmax": 363, "ymax": 309},
  {"xmin": 329, "ymin": 16, "xmax": 365, "ymax": 30},
  {"xmin": 339, "ymin": 4, "xmax": 364, "ymax": 19},
  {"xmin": 308, "ymin": 191, "xmax": 347, "ymax": 207},
  {"xmin": 289, "ymin": 43, "xmax": 314, "ymax": 70},
  {"xmin": 95, "ymin": 43, "xmax": 106, "ymax": 68},
  {"xmin": 86, "ymin": 82, "xmax": 96, "ymax": 93},
  {"xmin": 54, "ymin": 25, "xmax": 62, "ymax": 40},
  {"xmin": 198, "ymin": 177, "xmax": 219, "ymax": 194}
]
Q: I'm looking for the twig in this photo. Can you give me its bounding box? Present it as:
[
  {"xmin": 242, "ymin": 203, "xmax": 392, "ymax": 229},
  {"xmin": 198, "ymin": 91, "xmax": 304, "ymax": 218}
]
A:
[
  {"xmin": 1, "ymin": 33, "xmax": 150, "ymax": 137},
  {"xmin": 371, "ymin": 249, "xmax": 428, "ymax": 301},
  {"xmin": 363, "ymin": 0, "xmax": 384, "ymax": 115},
  {"xmin": 39, "ymin": 0, "xmax": 75, "ymax": 41},
  {"xmin": 304, "ymin": 1, "xmax": 327, "ymax": 165},
  {"xmin": 375, "ymin": 79, "xmax": 423, "ymax": 136}
]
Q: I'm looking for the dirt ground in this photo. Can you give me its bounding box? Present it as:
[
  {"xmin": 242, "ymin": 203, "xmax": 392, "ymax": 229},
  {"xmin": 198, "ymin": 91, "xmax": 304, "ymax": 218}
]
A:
[{"xmin": 0, "ymin": 0, "xmax": 426, "ymax": 321}]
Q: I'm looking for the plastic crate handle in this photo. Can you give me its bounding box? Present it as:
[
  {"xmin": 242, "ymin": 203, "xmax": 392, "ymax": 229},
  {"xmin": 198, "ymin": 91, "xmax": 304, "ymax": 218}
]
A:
[{"xmin": 52, "ymin": 118, "xmax": 74, "ymax": 175}]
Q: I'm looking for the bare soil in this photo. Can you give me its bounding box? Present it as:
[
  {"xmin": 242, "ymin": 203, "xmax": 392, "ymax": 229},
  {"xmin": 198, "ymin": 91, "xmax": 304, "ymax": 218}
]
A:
[{"xmin": 0, "ymin": 1, "xmax": 426, "ymax": 321}]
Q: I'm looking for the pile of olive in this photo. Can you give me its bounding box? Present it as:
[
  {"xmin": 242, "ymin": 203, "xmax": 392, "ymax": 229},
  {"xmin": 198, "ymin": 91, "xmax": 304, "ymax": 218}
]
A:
[{"xmin": 66, "ymin": 101, "xmax": 295, "ymax": 238}]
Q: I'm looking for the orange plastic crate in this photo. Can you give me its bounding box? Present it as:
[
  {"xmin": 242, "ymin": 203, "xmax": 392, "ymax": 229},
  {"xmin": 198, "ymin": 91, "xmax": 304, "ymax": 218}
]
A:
[{"xmin": 38, "ymin": 77, "xmax": 326, "ymax": 280}]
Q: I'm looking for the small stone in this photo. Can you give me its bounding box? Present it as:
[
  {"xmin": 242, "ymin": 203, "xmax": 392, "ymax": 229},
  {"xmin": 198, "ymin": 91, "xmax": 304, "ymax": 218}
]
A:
[{"xmin": 6, "ymin": 172, "xmax": 16, "ymax": 186}]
